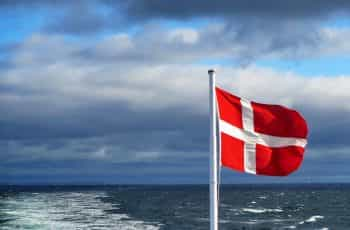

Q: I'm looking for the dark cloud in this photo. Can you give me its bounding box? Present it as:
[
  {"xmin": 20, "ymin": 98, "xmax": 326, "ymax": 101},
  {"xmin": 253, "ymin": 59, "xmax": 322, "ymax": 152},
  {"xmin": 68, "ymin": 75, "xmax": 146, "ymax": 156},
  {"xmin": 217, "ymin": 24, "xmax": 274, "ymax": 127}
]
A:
[
  {"xmin": 44, "ymin": 1, "xmax": 109, "ymax": 35},
  {"xmin": 0, "ymin": 99, "xmax": 207, "ymax": 147},
  {"xmin": 2, "ymin": 0, "xmax": 348, "ymax": 37},
  {"xmin": 305, "ymin": 109, "xmax": 350, "ymax": 148},
  {"xmin": 0, "ymin": 0, "xmax": 341, "ymax": 59},
  {"xmin": 2, "ymin": 0, "xmax": 350, "ymax": 19},
  {"xmin": 123, "ymin": 0, "xmax": 350, "ymax": 21}
]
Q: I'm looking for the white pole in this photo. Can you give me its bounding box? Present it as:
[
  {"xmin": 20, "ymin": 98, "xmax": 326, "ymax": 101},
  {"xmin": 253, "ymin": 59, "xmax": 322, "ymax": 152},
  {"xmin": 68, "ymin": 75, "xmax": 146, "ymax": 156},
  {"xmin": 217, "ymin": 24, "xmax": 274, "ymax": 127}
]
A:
[{"xmin": 208, "ymin": 69, "xmax": 218, "ymax": 230}]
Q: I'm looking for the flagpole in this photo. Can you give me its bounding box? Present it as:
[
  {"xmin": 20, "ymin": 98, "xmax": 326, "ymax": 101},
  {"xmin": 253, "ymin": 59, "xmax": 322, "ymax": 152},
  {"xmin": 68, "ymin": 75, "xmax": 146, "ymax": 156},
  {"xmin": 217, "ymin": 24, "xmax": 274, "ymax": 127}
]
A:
[{"xmin": 208, "ymin": 69, "xmax": 218, "ymax": 230}]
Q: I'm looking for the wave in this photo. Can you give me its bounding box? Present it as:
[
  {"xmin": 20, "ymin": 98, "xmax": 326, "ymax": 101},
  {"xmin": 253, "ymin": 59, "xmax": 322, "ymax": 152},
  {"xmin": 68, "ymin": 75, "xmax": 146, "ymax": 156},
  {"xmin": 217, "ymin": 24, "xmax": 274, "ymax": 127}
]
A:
[
  {"xmin": 0, "ymin": 191, "xmax": 161, "ymax": 230},
  {"xmin": 298, "ymin": 215, "xmax": 324, "ymax": 225},
  {"xmin": 242, "ymin": 207, "xmax": 283, "ymax": 214},
  {"xmin": 305, "ymin": 215, "xmax": 324, "ymax": 223}
]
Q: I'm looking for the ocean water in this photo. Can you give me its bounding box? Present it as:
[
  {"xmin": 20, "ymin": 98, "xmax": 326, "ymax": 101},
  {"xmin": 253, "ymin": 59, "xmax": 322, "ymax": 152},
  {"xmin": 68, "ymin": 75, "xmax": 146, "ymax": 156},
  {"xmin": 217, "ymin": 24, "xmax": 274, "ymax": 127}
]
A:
[{"xmin": 0, "ymin": 184, "xmax": 349, "ymax": 229}]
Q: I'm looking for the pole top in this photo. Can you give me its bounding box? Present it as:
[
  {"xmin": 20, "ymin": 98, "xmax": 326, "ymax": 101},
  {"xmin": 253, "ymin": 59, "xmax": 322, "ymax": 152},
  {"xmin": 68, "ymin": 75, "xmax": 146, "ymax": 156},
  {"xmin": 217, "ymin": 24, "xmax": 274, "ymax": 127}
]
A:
[{"xmin": 208, "ymin": 69, "xmax": 216, "ymax": 74}]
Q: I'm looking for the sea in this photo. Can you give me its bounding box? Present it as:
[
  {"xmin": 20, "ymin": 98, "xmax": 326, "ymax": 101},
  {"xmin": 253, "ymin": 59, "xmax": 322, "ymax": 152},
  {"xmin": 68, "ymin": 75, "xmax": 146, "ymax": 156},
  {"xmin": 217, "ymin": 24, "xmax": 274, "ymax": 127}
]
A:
[{"xmin": 0, "ymin": 184, "xmax": 349, "ymax": 230}]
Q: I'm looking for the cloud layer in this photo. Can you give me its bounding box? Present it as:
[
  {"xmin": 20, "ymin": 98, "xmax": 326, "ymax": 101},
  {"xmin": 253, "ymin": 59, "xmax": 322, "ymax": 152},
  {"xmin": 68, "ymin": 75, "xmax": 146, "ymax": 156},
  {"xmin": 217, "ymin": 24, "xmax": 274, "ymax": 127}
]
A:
[
  {"xmin": 1, "ymin": 1, "xmax": 350, "ymax": 183},
  {"xmin": 2, "ymin": 32, "xmax": 350, "ymax": 151}
]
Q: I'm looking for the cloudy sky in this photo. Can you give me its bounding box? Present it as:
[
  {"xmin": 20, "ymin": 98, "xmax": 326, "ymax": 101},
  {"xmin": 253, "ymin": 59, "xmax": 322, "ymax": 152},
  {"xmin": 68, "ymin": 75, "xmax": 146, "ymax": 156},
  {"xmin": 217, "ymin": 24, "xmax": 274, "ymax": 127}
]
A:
[{"xmin": 1, "ymin": 0, "xmax": 350, "ymax": 184}]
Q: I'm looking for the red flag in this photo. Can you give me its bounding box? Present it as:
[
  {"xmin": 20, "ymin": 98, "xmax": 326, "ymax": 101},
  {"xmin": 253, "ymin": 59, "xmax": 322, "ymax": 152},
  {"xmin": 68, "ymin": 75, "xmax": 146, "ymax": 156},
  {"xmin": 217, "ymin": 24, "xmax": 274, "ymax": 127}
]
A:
[{"xmin": 216, "ymin": 87, "xmax": 308, "ymax": 176}]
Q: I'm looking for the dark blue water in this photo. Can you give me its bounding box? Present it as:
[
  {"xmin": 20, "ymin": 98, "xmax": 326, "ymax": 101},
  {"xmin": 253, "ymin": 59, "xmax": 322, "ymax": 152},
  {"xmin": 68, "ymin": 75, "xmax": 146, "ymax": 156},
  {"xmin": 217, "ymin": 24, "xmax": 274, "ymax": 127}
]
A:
[{"xmin": 1, "ymin": 184, "xmax": 349, "ymax": 229}]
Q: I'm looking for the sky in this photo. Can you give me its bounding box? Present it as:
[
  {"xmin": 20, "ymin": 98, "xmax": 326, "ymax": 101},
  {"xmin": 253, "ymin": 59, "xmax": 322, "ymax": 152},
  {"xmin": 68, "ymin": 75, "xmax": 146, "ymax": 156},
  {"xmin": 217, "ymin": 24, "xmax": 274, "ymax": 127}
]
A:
[{"xmin": 1, "ymin": 0, "xmax": 350, "ymax": 184}]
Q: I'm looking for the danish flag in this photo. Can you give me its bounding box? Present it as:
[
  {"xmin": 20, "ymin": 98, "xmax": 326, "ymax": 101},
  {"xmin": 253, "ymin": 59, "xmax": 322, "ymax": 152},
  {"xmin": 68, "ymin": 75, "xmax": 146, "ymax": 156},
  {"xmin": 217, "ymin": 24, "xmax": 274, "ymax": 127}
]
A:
[{"xmin": 216, "ymin": 87, "xmax": 308, "ymax": 176}]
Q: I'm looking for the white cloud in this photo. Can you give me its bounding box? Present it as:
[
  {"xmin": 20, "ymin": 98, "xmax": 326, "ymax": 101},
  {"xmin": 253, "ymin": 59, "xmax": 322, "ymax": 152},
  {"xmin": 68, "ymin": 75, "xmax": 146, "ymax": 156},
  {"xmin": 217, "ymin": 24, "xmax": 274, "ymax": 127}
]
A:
[
  {"xmin": 2, "ymin": 31, "xmax": 350, "ymax": 116},
  {"xmin": 319, "ymin": 27, "xmax": 350, "ymax": 56},
  {"xmin": 1, "ymin": 27, "xmax": 350, "ymax": 161},
  {"xmin": 95, "ymin": 34, "xmax": 134, "ymax": 57},
  {"xmin": 167, "ymin": 28, "xmax": 199, "ymax": 44},
  {"xmin": 91, "ymin": 147, "xmax": 108, "ymax": 159}
]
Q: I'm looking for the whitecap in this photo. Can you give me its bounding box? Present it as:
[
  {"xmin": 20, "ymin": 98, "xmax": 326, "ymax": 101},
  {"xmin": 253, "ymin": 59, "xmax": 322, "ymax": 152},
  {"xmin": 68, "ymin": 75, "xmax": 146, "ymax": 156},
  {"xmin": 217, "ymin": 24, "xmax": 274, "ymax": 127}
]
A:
[
  {"xmin": 299, "ymin": 215, "xmax": 324, "ymax": 225},
  {"xmin": 242, "ymin": 208, "xmax": 283, "ymax": 213},
  {"xmin": 305, "ymin": 215, "xmax": 324, "ymax": 223}
]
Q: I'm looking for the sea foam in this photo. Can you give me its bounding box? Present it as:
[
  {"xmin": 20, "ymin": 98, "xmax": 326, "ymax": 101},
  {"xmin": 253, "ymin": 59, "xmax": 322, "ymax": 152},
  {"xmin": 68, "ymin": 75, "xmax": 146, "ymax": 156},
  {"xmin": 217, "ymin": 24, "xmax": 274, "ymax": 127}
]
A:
[
  {"xmin": 242, "ymin": 208, "xmax": 283, "ymax": 213},
  {"xmin": 298, "ymin": 215, "xmax": 324, "ymax": 225},
  {"xmin": 1, "ymin": 191, "xmax": 161, "ymax": 230}
]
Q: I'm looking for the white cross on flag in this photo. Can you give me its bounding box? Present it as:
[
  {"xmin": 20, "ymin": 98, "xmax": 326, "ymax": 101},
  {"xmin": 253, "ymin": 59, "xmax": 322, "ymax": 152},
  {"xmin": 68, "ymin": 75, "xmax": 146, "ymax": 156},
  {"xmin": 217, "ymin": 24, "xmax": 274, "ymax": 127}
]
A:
[{"xmin": 216, "ymin": 87, "xmax": 308, "ymax": 176}]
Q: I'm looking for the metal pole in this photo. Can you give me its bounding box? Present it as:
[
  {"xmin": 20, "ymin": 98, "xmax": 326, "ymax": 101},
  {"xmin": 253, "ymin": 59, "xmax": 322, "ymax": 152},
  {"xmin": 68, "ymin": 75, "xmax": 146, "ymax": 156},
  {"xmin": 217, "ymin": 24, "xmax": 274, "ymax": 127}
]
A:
[{"xmin": 208, "ymin": 69, "xmax": 218, "ymax": 230}]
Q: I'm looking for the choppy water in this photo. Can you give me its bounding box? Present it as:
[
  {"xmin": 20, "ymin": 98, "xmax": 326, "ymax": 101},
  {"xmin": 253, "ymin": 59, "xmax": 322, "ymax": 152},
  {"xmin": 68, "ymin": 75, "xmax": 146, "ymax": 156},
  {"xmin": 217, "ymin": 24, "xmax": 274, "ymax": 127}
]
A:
[{"xmin": 1, "ymin": 184, "xmax": 349, "ymax": 229}]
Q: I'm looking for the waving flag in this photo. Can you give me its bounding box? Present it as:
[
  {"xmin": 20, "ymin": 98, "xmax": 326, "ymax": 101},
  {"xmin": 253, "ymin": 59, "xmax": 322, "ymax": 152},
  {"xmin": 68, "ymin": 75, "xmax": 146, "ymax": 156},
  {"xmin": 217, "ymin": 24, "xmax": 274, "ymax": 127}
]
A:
[{"xmin": 216, "ymin": 87, "xmax": 308, "ymax": 176}]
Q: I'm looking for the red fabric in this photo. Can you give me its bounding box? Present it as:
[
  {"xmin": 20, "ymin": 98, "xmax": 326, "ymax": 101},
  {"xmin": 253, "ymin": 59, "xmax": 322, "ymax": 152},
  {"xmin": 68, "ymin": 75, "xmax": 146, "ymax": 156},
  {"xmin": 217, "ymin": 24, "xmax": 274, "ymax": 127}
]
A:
[
  {"xmin": 216, "ymin": 87, "xmax": 308, "ymax": 176},
  {"xmin": 216, "ymin": 87, "xmax": 243, "ymax": 129},
  {"xmin": 255, "ymin": 144, "xmax": 304, "ymax": 176},
  {"xmin": 221, "ymin": 133, "xmax": 244, "ymax": 172},
  {"xmin": 252, "ymin": 102, "xmax": 308, "ymax": 138}
]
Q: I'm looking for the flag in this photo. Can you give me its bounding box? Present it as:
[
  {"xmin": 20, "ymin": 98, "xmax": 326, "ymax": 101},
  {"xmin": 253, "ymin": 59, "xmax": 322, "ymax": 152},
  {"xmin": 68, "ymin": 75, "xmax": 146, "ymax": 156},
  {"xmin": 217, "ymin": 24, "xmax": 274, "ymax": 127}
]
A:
[{"xmin": 216, "ymin": 87, "xmax": 308, "ymax": 176}]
